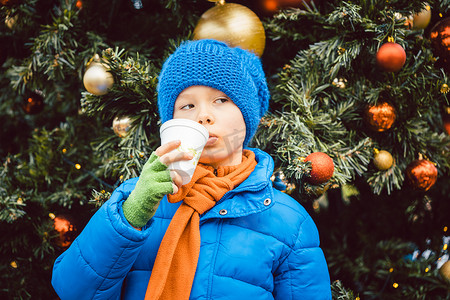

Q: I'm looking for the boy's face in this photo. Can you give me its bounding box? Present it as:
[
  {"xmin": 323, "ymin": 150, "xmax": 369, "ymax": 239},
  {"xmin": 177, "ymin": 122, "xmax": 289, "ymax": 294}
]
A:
[{"xmin": 173, "ymin": 85, "xmax": 246, "ymax": 168}]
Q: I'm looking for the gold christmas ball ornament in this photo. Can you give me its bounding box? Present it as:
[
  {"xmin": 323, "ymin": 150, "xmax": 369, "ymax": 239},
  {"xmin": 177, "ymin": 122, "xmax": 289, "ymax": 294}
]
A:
[
  {"xmin": 439, "ymin": 260, "xmax": 450, "ymax": 283},
  {"xmin": 83, "ymin": 55, "xmax": 114, "ymax": 96},
  {"xmin": 5, "ymin": 13, "xmax": 18, "ymax": 30},
  {"xmin": 376, "ymin": 42, "xmax": 407, "ymax": 72},
  {"xmin": 193, "ymin": 0, "xmax": 266, "ymax": 57},
  {"xmin": 332, "ymin": 78, "xmax": 347, "ymax": 89},
  {"xmin": 112, "ymin": 116, "xmax": 132, "ymax": 138},
  {"xmin": 364, "ymin": 102, "xmax": 397, "ymax": 132},
  {"xmin": 373, "ymin": 149, "xmax": 394, "ymax": 170},
  {"xmin": 441, "ymin": 83, "xmax": 449, "ymax": 94},
  {"xmin": 405, "ymin": 159, "xmax": 438, "ymax": 191},
  {"xmin": 412, "ymin": 3, "xmax": 431, "ymax": 30}
]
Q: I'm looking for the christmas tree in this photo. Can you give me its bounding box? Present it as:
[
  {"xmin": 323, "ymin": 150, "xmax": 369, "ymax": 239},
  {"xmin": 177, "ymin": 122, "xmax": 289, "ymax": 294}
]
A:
[{"xmin": 1, "ymin": 0, "xmax": 449, "ymax": 299}]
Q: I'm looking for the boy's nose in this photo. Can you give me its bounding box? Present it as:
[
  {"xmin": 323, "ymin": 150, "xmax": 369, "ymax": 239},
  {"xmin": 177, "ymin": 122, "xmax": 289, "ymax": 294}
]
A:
[
  {"xmin": 198, "ymin": 116, "xmax": 213, "ymax": 124},
  {"xmin": 197, "ymin": 110, "xmax": 215, "ymax": 125}
]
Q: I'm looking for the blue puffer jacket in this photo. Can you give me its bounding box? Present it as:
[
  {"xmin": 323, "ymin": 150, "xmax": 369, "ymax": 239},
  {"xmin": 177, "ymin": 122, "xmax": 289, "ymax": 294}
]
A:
[{"xmin": 52, "ymin": 148, "xmax": 331, "ymax": 300}]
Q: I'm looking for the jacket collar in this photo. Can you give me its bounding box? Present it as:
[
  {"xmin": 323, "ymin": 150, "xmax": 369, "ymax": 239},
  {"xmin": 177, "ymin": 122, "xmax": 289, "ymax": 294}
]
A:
[{"xmin": 200, "ymin": 148, "xmax": 275, "ymax": 222}]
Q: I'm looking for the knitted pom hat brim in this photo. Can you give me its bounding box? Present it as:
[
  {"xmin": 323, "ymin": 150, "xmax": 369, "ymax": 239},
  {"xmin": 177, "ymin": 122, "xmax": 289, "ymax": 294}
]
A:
[{"xmin": 157, "ymin": 39, "xmax": 270, "ymax": 147}]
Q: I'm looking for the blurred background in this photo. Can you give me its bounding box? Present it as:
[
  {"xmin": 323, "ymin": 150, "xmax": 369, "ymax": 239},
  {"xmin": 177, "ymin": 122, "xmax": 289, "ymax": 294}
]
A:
[{"xmin": 0, "ymin": 0, "xmax": 449, "ymax": 299}]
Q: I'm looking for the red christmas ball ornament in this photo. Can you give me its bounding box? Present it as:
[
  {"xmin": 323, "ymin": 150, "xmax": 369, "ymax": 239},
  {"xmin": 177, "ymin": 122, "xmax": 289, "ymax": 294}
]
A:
[
  {"xmin": 261, "ymin": 0, "xmax": 278, "ymax": 13},
  {"xmin": 364, "ymin": 102, "xmax": 397, "ymax": 132},
  {"xmin": 21, "ymin": 90, "xmax": 44, "ymax": 114},
  {"xmin": 430, "ymin": 17, "xmax": 450, "ymax": 65},
  {"xmin": 1, "ymin": 0, "xmax": 18, "ymax": 6},
  {"xmin": 444, "ymin": 119, "xmax": 450, "ymax": 135},
  {"xmin": 259, "ymin": 0, "xmax": 314, "ymax": 14},
  {"xmin": 405, "ymin": 159, "xmax": 438, "ymax": 191},
  {"xmin": 376, "ymin": 42, "xmax": 406, "ymax": 72},
  {"xmin": 53, "ymin": 215, "xmax": 77, "ymax": 248},
  {"xmin": 305, "ymin": 152, "xmax": 334, "ymax": 184}
]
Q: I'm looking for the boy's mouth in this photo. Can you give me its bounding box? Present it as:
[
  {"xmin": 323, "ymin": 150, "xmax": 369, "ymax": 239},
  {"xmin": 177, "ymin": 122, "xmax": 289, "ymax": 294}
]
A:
[{"xmin": 205, "ymin": 134, "xmax": 218, "ymax": 146}]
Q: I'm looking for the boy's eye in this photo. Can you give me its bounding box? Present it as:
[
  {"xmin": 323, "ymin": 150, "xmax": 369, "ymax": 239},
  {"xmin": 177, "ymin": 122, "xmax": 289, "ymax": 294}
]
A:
[
  {"xmin": 180, "ymin": 104, "xmax": 194, "ymax": 110},
  {"xmin": 215, "ymin": 98, "xmax": 228, "ymax": 104}
]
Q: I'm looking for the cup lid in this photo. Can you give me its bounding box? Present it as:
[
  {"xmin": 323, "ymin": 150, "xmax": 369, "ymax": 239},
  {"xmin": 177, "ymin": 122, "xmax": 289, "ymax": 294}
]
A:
[{"xmin": 160, "ymin": 119, "xmax": 209, "ymax": 139}]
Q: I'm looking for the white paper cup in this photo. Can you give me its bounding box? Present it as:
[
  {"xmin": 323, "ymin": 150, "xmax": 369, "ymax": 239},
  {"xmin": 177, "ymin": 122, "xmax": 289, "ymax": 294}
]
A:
[{"xmin": 160, "ymin": 119, "xmax": 209, "ymax": 185}]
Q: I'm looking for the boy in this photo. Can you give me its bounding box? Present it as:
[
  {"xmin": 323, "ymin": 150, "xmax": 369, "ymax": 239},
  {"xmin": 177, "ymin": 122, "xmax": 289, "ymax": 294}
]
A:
[{"xmin": 52, "ymin": 39, "xmax": 331, "ymax": 299}]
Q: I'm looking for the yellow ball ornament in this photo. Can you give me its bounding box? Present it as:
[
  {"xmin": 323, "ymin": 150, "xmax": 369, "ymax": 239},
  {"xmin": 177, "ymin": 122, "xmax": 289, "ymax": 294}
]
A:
[
  {"xmin": 373, "ymin": 149, "xmax": 394, "ymax": 170},
  {"xmin": 112, "ymin": 115, "xmax": 132, "ymax": 138},
  {"xmin": 83, "ymin": 55, "xmax": 114, "ymax": 96},
  {"xmin": 412, "ymin": 4, "xmax": 431, "ymax": 30},
  {"xmin": 193, "ymin": 0, "xmax": 266, "ymax": 57},
  {"xmin": 439, "ymin": 260, "xmax": 450, "ymax": 283},
  {"xmin": 5, "ymin": 13, "xmax": 18, "ymax": 30}
]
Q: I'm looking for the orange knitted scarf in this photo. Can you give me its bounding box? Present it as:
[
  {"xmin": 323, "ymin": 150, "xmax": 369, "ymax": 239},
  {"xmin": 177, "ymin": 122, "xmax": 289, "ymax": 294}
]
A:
[{"xmin": 144, "ymin": 149, "xmax": 257, "ymax": 300}]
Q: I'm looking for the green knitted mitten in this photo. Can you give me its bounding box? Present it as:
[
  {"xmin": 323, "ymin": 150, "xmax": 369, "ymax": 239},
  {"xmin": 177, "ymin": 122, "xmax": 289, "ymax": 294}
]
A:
[{"xmin": 122, "ymin": 152, "xmax": 173, "ymax": 228}]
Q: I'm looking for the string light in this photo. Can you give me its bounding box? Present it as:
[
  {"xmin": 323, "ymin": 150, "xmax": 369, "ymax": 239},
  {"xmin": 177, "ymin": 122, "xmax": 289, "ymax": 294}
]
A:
[
  {"xmin": 389, "ymin": 268, "xmax": 394, "ymax": 273},
  {"xmin": 62, "ymin": 148, "xmax": 67, "ymax": 153},
  {"xmin": 393, "ymin": 283, "xmax": 399, "ymax": 288},
  {"xmin": 61, "ymin": 155, "xmax": 114, "ymax": 189},
  {"xmin": 17, "ymin": 197, "xmax": 23, "ymax": 204},
  {"xmin": 388, "ymin": 36, "xmax": 395, "ymax": 43},
  {"xmin": 49, "ymin": 213, "xmax": 56, "ymax": 219},
  {"xmin": 425, "ymin": 267, "xmax": 429, "ymax": 272},
  {"xmin": 444, "ymin": 244, "xmax": 448, "ymax": 251},
  {"xmin": 10, "ymin": 261, "xmax": 18, "ymax": 268},
  {"xmin": 444, "ymin": 226, "xmax": 448, "ymax": 233}
]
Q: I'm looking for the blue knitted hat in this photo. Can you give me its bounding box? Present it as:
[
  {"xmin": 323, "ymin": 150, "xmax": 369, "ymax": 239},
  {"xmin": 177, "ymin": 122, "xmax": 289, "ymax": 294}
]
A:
[{"xmin": 157, "ymin": 39, "xmax": 270, "ymax": 147}]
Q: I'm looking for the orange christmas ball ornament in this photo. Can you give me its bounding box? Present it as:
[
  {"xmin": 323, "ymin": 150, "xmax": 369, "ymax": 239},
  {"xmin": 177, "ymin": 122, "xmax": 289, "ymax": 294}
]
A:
[
  {"xmin": 430, "ymin": 17, "xmax": 450, "ymax": 65},
  {"xmin": 53, "ymin": 215, "xmax": 77, "ymax": 248},
  {"xmin": 0, "ymin": 0, "xmax": 18, "ymax": 6},
  {"xmin": 22, "ymin": 90, "xmax": 44, "ymax": 115},
  {"xmin": 305, "ymin": 152, "xmax": 334, "ymax": 185},
  {"xmin": 364, "ymin": 102, "xmax": 397, "ymax": 132},
  {"xmin": 376, "ymin": 42, "xmax": 407, "ymax": 72},
  {"xmin": 405, "ymin": 159, "xmax": 438, "ymax": 191}
]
